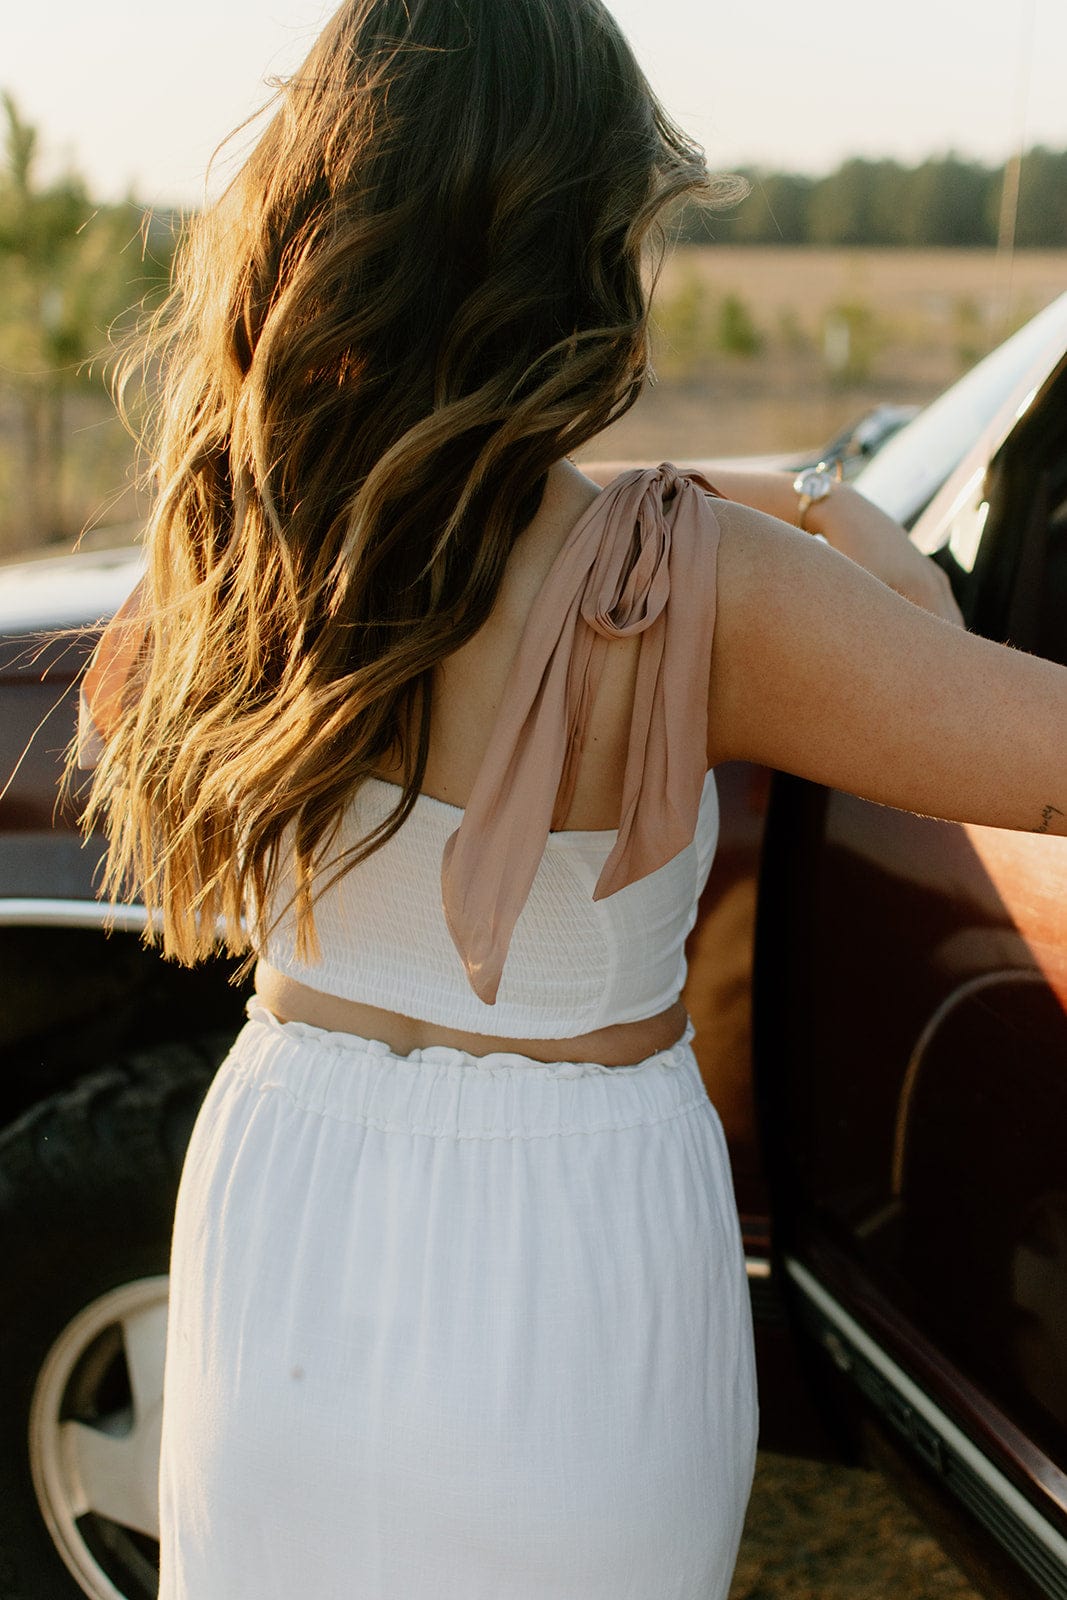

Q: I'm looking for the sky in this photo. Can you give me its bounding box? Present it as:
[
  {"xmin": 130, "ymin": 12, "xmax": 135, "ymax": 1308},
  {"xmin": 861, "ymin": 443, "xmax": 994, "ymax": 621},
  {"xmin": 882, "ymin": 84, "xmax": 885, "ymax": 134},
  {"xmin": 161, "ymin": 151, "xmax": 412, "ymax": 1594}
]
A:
[{"xmin": 6, "ymin": 0, "xmax": 1064, "ymax": 207}]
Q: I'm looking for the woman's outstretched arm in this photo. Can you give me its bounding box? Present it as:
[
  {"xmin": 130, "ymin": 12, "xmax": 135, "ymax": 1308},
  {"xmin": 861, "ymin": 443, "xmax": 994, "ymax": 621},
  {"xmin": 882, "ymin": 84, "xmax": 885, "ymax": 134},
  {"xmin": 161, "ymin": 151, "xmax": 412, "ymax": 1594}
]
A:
[
  {"xmin": 706, "ymin": 499, "xmax": 1067, "ymax": 838},
  {"xmin": 583, "ymin": 458, "xmax": 961, "ymax": 625}
]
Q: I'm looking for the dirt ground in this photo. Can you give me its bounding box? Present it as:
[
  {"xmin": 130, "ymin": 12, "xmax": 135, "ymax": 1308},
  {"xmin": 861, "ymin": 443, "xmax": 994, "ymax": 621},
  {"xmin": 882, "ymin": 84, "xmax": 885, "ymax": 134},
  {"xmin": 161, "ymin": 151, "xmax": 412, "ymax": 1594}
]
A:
[{"xmin": 729, "ymin": 1452, "xmax": 982, "ymax": 1600}]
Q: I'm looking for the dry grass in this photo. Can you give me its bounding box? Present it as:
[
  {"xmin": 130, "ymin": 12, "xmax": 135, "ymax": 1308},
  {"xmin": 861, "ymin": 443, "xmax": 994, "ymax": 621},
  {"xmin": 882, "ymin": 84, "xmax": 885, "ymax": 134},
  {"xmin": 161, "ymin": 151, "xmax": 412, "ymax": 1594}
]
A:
[
  {"xmin": 578, "ymin": 246, "xmax": 1067, "ymax": 466},
  {"xmin": 730, "ymin": 1452, "xmax": 981, "ymax": 1600},
  {"xmin": 3, "ymin": 248, "xmax": 1066, "ymax": 557}
]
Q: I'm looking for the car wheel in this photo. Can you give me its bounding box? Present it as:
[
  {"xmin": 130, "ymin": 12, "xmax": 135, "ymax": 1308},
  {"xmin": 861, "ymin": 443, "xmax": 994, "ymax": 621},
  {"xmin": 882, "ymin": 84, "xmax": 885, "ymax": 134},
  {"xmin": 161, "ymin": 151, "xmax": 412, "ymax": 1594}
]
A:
[{"xmin": 0, "ymin": 1035, "xmax": 233, "ymax": 1600}]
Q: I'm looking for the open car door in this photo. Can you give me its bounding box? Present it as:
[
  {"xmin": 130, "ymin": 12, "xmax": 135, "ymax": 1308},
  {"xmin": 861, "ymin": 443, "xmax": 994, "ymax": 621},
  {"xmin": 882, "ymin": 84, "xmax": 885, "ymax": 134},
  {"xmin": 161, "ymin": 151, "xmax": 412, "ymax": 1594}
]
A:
[{"xmin": 753, "ymin": 333, "xmax": 1067, "ymax": 1599}]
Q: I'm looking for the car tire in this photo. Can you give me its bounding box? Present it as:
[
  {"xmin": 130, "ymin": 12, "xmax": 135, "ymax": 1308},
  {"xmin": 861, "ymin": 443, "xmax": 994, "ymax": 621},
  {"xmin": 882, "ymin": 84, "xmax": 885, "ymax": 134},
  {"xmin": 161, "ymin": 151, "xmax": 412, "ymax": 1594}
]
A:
[{"xmin": 0, "ymin": 1035, "xmax": 234, "ymax": 1600}]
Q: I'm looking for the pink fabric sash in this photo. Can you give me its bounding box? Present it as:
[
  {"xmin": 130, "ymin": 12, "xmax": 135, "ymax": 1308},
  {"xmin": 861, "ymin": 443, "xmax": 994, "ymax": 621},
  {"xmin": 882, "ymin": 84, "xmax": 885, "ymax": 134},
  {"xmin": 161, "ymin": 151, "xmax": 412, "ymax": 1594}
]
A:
[{"xmin": 442, "ymin": 463, "xmax": 723, "ymax": 1004}]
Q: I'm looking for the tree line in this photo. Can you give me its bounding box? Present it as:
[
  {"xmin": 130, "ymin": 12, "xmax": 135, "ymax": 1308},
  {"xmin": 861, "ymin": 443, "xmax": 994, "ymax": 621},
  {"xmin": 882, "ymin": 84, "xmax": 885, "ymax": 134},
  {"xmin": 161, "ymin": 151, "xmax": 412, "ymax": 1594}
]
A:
[
  {"xmin": 677, "ymin": 148, "xmax": 1067, "ymax": 248},
  {"xmin": 2, "ymin": 85, "xmax": 1065, "ymax": 551}
]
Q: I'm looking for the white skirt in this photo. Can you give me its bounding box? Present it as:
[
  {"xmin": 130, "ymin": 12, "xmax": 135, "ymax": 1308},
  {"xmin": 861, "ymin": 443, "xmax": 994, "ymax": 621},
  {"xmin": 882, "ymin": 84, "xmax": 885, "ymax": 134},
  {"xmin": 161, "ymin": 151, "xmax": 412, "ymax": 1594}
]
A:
[{"xmin": 158, "ymin": 996, "xmax": 758, "ymax": 1599}]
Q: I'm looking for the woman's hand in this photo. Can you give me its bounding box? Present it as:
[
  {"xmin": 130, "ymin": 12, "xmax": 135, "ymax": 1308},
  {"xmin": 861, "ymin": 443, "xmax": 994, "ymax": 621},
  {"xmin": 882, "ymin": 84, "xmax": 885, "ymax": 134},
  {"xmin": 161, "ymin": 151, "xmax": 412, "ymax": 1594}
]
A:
[
  {"xmin": 77, "ymin": 576, "xmax": 149, "ymax": 768},
  {"xmin": 807, "ymin": 483, "xmax": 963, "ymax": 627}
]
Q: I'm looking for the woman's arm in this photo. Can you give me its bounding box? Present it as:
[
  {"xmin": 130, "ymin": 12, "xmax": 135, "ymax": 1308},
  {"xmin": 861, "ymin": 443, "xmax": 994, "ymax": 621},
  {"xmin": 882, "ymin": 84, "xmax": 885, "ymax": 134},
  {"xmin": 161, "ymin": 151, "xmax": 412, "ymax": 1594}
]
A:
[
  {"xmin": 706, "ymin": 499, "xmax": 1066, "ymax": 837},
  {"xmin": 582, "ymin": 459, "xmax": 962, "ymax": 625}
]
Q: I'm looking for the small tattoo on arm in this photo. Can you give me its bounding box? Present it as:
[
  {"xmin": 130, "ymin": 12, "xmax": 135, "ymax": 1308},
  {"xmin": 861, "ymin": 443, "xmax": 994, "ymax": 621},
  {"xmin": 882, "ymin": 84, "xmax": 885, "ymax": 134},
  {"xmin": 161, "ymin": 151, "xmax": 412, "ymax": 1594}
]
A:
[{"xmin": 1036, "ymin": 803, "xmax": 1065, "ymax": 834}]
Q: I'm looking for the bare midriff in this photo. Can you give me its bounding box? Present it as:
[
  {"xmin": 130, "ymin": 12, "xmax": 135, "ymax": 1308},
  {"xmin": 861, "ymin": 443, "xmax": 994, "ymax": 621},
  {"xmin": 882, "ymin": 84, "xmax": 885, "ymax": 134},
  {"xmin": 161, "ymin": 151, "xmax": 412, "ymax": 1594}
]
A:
[{"xmin": 253, "ymin": 960, "xmax": 688, "ymax": 1067}]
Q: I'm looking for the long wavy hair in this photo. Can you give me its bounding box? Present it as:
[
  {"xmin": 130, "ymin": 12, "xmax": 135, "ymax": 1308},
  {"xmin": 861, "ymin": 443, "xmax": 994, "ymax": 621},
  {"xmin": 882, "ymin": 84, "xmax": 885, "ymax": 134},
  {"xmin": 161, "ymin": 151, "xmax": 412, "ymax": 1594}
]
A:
[{"xmin": 68, "ymin": 0, "xmax": 741, "ymax": 980}]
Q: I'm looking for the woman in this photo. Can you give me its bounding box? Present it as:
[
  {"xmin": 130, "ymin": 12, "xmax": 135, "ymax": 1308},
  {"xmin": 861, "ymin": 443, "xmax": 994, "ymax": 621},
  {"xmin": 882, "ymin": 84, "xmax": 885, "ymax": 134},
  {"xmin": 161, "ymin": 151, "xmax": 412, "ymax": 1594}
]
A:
[{"xmin": 74, "ymin": 1, "xmax": 1066, "ymax": 1596}]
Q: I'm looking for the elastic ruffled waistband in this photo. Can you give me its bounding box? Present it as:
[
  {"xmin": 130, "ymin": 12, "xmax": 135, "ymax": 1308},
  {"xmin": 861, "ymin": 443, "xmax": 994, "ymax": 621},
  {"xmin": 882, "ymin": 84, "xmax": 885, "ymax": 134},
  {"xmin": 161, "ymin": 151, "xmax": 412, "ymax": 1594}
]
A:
[{"xmin": 223, "ymin": 996, "xmax": 707, "ymax": 1140}]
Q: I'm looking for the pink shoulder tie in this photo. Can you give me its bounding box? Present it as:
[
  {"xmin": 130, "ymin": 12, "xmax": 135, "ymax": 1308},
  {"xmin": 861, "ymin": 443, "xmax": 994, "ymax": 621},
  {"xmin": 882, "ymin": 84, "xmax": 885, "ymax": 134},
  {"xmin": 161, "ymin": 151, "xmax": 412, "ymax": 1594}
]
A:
[{"xmin": 441, "ymin": 462, "xmax": 723, "ymax": 1005}]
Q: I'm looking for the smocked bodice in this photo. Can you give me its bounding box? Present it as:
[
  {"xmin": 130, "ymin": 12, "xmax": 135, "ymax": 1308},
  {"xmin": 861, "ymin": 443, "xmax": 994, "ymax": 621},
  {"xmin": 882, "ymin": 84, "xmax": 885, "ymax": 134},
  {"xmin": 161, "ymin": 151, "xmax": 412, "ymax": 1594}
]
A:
[{"xmin": 253, "ymin": 769, "xmax": 718, "ymax": 1036}]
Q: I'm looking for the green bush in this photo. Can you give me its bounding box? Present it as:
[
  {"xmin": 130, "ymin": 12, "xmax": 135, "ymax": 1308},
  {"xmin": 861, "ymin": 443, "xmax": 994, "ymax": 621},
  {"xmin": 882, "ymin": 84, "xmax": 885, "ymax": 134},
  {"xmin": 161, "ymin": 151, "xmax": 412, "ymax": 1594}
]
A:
[
  {"xmin": 652, "ymin": 268, "xmax": 716, "ymax": 379},
  {"xmin": 952, "ymin": 295, "xmax": 986, "ymax": 370},
  {"xmin": 822, "ymin": 299, "xmax": 884, "ymax": 384},
  {"xmin": 717, "ymin": 292, "xmax": 763, "ymax": 357}
]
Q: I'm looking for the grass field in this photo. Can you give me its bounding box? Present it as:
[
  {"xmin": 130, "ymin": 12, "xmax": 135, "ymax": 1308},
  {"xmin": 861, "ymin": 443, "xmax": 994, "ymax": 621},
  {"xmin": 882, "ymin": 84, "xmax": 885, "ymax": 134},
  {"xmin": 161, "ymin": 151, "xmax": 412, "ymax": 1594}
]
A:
[
  {"xmin": 577, "ymin": 245, "xmax": 1067, "ymax": 467},
  {"xmin": 2, "ymin": 248, "xmax": 1066, "ymax": 557}
]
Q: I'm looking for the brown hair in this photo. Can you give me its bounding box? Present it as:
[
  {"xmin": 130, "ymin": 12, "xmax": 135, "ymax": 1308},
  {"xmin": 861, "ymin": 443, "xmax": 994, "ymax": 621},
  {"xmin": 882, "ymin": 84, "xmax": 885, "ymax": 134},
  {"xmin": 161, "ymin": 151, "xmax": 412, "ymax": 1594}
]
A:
[{"xmin": 69, "ymin": 0, "xmax": 742, "ymax": 978}]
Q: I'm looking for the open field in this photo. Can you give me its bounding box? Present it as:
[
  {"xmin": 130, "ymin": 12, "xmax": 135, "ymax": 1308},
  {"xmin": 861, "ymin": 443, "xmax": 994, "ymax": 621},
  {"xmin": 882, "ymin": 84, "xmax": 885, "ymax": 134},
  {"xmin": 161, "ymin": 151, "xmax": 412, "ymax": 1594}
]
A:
[
  {"xmin": 577, "ymin": 246, "xmax": 1067, "ymax": 466},
  {"xmin": 2, "ymin": 248, "xmax": 1066, "ymax": 557}
]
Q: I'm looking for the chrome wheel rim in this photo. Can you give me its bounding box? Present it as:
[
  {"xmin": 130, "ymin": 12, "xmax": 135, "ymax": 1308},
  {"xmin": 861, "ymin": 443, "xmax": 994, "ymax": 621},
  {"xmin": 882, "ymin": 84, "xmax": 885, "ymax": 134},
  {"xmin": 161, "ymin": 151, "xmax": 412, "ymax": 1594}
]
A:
[{"xmin": 29, "ymin": 1277, "xmax": 169, "ymax": 1600}]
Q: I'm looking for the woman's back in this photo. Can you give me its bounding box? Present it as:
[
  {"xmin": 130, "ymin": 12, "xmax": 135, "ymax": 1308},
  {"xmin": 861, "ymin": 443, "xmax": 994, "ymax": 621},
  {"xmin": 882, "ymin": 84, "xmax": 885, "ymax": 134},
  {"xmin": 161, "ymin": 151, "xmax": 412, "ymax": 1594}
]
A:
[
  {"xmin": 376, "ymin": 461, "xmax": 631, "ymax": 828},
  {"xmin": 252, "ymin": 459, "xmax": 719, "ymax": 1062}
]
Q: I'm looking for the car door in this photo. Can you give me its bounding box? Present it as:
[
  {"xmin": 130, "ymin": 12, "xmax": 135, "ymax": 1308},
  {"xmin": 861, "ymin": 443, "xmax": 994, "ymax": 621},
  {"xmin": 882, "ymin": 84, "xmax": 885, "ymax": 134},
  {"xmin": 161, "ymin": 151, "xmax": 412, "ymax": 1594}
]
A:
[{"xmin": 753, "ymin": 348, "xmax": 1067, "ymax": 1599}]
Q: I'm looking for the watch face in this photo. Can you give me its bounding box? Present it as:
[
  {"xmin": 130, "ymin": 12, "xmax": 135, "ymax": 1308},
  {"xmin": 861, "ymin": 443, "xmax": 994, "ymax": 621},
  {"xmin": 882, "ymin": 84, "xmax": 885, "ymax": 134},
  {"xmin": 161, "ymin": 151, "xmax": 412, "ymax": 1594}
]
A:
[{"xmin": 797, "ymin": 470, "xmax": 830, "ymax": 498}]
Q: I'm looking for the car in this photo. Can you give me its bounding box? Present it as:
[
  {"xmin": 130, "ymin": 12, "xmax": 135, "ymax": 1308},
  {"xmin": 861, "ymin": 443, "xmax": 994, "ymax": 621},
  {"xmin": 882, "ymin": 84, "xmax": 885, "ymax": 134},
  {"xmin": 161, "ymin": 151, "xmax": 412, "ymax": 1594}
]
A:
[
  {"xmin": 683, "ymin": 290, "xmax": 1067, "ymax": 1600},
  {"xmin": 2, "ymin": 291, "xmax": 1067, "ymax": 1600},
  {"xmin": 806, "ymin": 400, "xmax": 921, "ymax": 480},
  {"xmin": 664, "ymin": 400, "xmax": 922, "ymax": 482}
]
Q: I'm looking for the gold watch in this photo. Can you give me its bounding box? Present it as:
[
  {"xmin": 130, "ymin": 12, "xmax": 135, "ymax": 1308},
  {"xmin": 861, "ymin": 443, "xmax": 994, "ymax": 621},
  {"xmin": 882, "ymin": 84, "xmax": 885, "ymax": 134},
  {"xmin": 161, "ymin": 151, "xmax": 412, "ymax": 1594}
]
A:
[{"xmin": 792, "ymin": 464, "xmax": 838, "ymax": 531}]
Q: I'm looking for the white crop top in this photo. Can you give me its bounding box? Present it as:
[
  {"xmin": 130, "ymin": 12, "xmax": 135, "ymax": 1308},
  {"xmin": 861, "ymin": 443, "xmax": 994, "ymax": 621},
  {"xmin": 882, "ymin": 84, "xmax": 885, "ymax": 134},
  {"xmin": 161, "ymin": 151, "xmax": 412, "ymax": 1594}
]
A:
[
  {"xmin": 255, "ymin": 769, "xmax": 719, "ymax": 1037},
  {"xmin": 252, "ymin": 463, "xmax": 726, "ymax": 1034},
  {"xmin": 78, "ymin": 464, "xmax": 727, "ymax": 1035}
]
